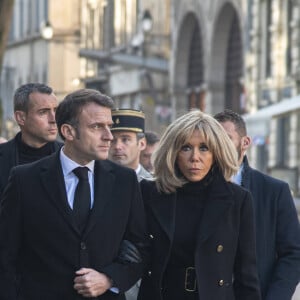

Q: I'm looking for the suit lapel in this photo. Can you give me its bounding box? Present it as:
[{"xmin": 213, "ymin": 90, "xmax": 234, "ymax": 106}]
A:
[
  {"xmin": 40, "ymin": 152, "xmax": 80, "ymax": 235},
  {"xmin": 150, "ymin": 192, "xmax": 176, "ymax": 242},
  {"xmin": 148, "ymin": 174, "xmax": 234, "ymax": 243},
  {"xmin": 197, "ymin": 175, "xmax": 234, "ymax": 242},
  {"xmin": 0, "ymin": 138, "xmax": 18, "ymax": 182},
  {"xmin": 241, "ymin": 156, "xmax": 251, "ymax": 189},
  {"xmin": 197, "ymin": 196, "xmax": 233, "ymax": 242},
  {"xmin": 84, "ymin": 160, "xmax": 115, "ymax": 236}
]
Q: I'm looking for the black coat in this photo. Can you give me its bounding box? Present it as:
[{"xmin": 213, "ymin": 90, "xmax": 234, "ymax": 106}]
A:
[
  {"xmin": 242, "ymin": 156, "xmax": 300, "ymax": 300},
  {"xmin": 0, "ymin": 152, "xmax": 148, "ymax": 300},
  {"xmin": 138, "ymin": 173, "xmax": 261, "ymax": 300},
  {"xmin": 0, "ymin": 132, "xmax": 62, "ymax": 196}
]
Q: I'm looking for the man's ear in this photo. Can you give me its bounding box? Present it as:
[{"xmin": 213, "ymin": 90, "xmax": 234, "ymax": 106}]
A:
[
  {"xmin": 139, "ymin": 137, "xmax": 147, "ymax": 151},
  {"xmin": 241, "ymin": 135, "xmax": 251, "ymax": 151},
  {"xmin": 14, "ymin": 111, "xmax": 26, "ymax": 126},
  {"xmin": 61, "ymin": 124, "xmax": 76, "ymax": 141}
]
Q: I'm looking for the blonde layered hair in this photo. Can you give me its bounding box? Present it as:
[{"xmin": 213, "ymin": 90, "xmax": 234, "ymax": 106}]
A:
[{"xmin": 153, "ymin": 110, "xmax": 239, "ymax": 193}]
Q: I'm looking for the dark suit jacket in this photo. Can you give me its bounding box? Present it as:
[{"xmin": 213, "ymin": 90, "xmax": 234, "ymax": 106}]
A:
[
  {"xmin": 138, "ymin": 172, "xmax": 261, "ymax": 300},
  {"xmin": 0, "ymin": 132, "xmax": 62, "ymax": 196},
  {"xmin": 242, "ymin": 156, "xmax": 300, "ymax": 300},
  {"xmin": 0, "ymin": 152, "xmax": 148, "ymax": 300}
]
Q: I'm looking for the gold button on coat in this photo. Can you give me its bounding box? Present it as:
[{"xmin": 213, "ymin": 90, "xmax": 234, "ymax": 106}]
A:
[
  {"xmin": 217, "ymin": 245, "xmax": 223, "ymax": 252},
  {"xmin": 218, "ymin": 280, "xmax": 224, "ymax": 286}
]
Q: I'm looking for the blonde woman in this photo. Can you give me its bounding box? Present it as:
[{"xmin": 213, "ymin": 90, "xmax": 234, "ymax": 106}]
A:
[{"xmin": 138, "ymin": 110, "xmax": 261, "ymax": 300}]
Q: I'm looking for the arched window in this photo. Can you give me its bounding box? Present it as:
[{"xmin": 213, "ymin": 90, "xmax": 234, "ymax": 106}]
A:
[
  {"xmin": 286, "ymin": 0, "xmax": 293, "ymax": 75},
  {"xmin": 265, "ymin": 0, "xmax": 272, "ymax": 77},
  {"xmin": 187, "ymin": 23, "xmax": 205, "ymax": 111},
  {"xmin": 225, "ymin": 14, "xmax": 244, "ymax": 113}
]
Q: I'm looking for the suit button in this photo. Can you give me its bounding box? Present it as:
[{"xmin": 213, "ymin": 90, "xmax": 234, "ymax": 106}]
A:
[
  {"xmin": 218, "ymin": 280, "xmax": 224, "ymax": 287},
  {"xmin": 149, "ymin": 234, "xmax": 154, "ymax": 239},
  {"xmin": 148, "ymin": 270, "xmax": 152, "ymax": 276},
  {"xmin": 216, "ymin": 245, "xmax": 223, "ymax": 253},
  {"xmin": 81, "ymin": 242, "xmax": 87, "ymax": 250}
]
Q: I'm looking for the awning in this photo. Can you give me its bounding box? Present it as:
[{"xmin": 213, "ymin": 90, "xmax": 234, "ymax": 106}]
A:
[
  {"xmin": 243, "ymin": 96, "xmax": 300, "ymax": 139},
  {"xmin": 79, "ymin": 48, "xmax": 169, "ymax": 73}
]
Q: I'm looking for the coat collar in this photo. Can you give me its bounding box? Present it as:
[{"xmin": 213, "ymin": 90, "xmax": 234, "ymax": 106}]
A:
[
  {"xmin": 149, "ymin": 172, "xmax": 234, "ymax": 243},
  {"xmin": 197, "ymin": 172, "xmax": 234, "ymax": 242},
  {"xmin": 0, "ymin": 134, "xmax": 19, "ymax": 167},
  {"xmin": 149, "ymin": 191, "xmax": 176, "ymax": 243},
  {"xmin": 40, "ymin": 152, "xmax": 115, "ymax": 237},
  {"xmin": 241, "ymin": 155, "xmax": 251, "ymax": 189},
  {"xmin": 40, "ymin": 151, "xmax": 78, "ymax": 234}
]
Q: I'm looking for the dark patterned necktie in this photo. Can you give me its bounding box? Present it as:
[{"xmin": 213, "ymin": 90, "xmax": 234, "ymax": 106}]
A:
[{"xmin": 73, "ymin": 167, "xmax": 91, "ymax": 232}]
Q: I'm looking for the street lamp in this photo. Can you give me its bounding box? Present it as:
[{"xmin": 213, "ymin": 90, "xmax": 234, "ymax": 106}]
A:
[
  {"xmin": 141, "ymin": 10, "xmax": 153, "ymax": 33},
  {"xmin": 39, "ymin": 20, "xmax": 82, "ymax": 97},
  {"xmin": 131, "ymin": 10, "xmax": 153, "ymax": 51},
  {"xmin": 40, "ymin": 20, "xmax": 80, "ymax": 42},
  {"xmin": 40, "ymin": 20, "xmax": 54, "ymax": 40}
]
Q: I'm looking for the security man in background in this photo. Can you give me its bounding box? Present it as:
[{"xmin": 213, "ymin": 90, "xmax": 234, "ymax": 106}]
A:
[
  {"xmin": 109, "ymin": 108, "xmax": 152, "ymax": 182},
  {"xmin": 109, "ymin": 108, "xmax": 152, "ymax": 300},
  {"xmin": 0, "ymin": 83, "xmax": 62, "ymax": 196}
]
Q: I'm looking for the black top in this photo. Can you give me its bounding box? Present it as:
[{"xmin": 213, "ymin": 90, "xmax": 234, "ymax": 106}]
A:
[
  {"xmin": 166, "ymin": 169, "xmax": 213, "ymax": 268},
  {"xmin": 16, "ymin": 132, "xmax": 55, "ymax": 165}
]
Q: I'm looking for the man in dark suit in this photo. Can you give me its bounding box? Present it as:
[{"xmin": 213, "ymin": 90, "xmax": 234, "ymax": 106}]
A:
[
  {"xmin": 0, "ymin": 83, "xmax": 62, "ymax": 196},
  {"xmin": 0, "ymin": 89, "xmax": 148, "ymax": 300},
  {"xmin": 215, "ymin": 109, "xmax": 300, "ymax": 300}
]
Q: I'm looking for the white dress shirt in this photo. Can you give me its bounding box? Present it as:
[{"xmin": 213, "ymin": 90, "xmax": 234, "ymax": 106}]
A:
[
  {"xmin": 232, "ymin": 163, "xmax": 244, "ymax": 186},
  {"xmin": 59, "ymin": 148, "xmax": 95, "ymax": 209}
]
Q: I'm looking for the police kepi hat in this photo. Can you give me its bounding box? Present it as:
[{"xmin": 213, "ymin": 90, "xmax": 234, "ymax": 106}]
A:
[{"xmin": 111, "ymin": 109, "xmax": 145, "ymax": 133}]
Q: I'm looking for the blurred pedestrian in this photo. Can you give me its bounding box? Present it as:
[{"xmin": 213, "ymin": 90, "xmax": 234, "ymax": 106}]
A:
[
  {"xmin": 215, "ymin": 109, "xmax": 300, "ymax": 300},
  {"xmin": 0, "ymin": 83, "xmax": 62, "ymax": 196},
  {"xmin": 109, "ymin": 108, "xmax": 152, "ymax": 182},
  {"xmin": 138, "ymin": 110, "xmax": 261, "ymax": 300},
  {"xmin": 140, "ymin": 131, "xmax": 160, "ymax": 173},
  {"xmin": 0, "ymin": 89, "xmax": 148, "ymax": 300}
]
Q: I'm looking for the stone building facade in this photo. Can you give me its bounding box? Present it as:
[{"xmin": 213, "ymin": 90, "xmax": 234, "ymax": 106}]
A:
[
  {"xmin": 79, "ymin": 0, "xmax": 171, "ymax": 134},
  {"xmin": 0, "ymin": 0, "xmax": 82, "ymax": 138},
  {"xmin": 170, "ymin": 0, "xmax": 245, "ymax": 118},
  {"xmin": 243, "ymin": 0, "xmax": 300, "ymax": 195},
  {"xmin": 2, "ymin": 0, "xmax": 300, "ymax": 194},
  {"xmin": 170, "ymin": 0, "xmax": 300, "ymax": 196}
]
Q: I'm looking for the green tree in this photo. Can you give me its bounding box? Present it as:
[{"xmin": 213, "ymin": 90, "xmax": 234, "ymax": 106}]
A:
[{"xmin": 0, "ymin": 0, "xmax": 15, "ymax": 73}]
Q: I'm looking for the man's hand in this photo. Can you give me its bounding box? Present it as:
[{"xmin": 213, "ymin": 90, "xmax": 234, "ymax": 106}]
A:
[{"xmin": 74, "ymin": 268, "xmax": 112, "ymax": 298}]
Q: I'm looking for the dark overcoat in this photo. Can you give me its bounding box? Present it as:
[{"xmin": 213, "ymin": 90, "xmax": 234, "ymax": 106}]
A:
[
  {"xmin": 138, "ymin": 174, "xmax": 261, "ymax": 300},
  {"xmin": 242, "ymin": 156, "xmax": 300, "ymax": 300},
  {"xmin": 0, "ymin": 132, "xmax": 62, "ymax": 196},
  {"xmin": 0, "ymin": 152, "xmax": 148, "ymax": 300}
]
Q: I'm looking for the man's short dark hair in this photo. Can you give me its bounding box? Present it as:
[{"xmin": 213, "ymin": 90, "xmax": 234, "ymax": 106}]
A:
[
  {"xmin": 14, "ymin": 83, "xmax": 53, "ymax": 112},
  {"xmin": 214, "ymin": 109, "xmax": 247, "ymax": 137},
  {"xmin": 55, "ymin": 89, "xmax": 115, "ymax": 140},
  {"xmin": 145, "ymin": 131, "xmax": 160, "ymax": 145}
]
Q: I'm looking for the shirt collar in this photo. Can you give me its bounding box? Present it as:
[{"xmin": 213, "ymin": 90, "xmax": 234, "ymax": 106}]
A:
[
  {"xmin": 232, "ymin": 163, "xmax": 244, "ymax": 185},
  {"xmin": 60, "ymin": 147, "xmax": 95, "ymax": 177},
  {"xmin": 135, "ymin": 164, "xmax": 141, "ymax": 174}
]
